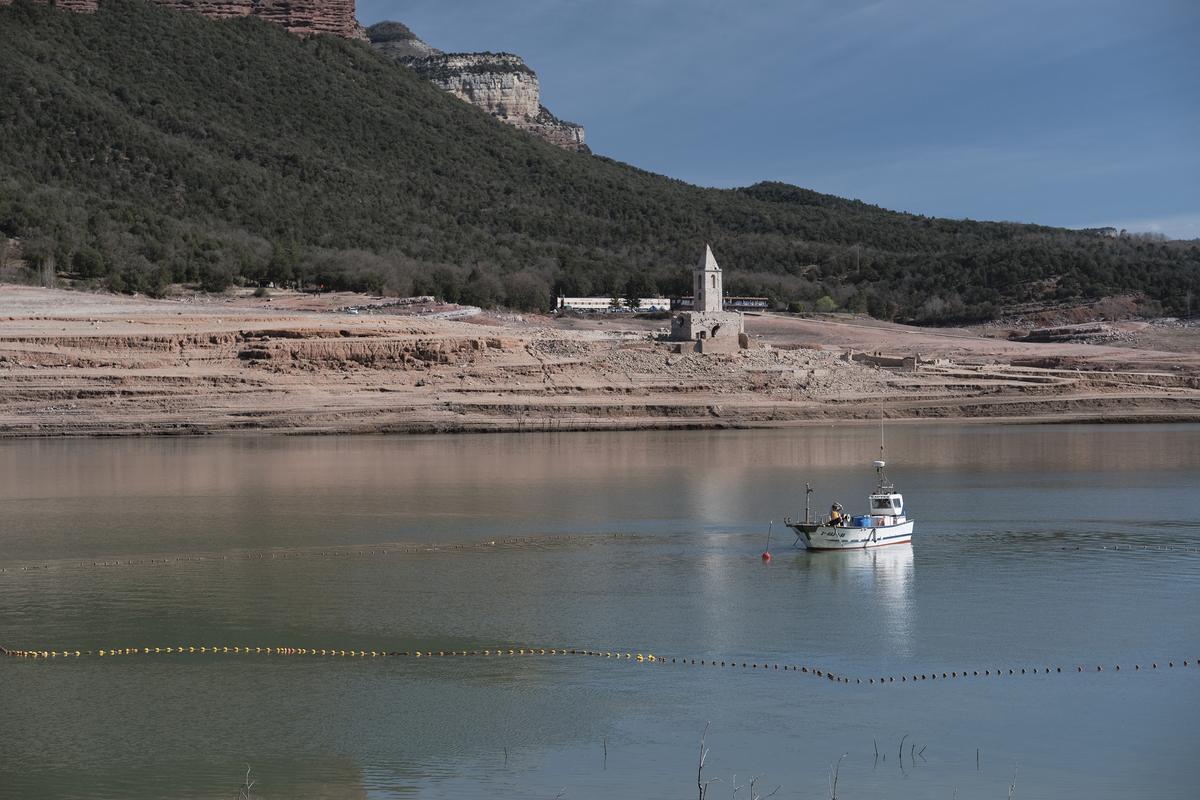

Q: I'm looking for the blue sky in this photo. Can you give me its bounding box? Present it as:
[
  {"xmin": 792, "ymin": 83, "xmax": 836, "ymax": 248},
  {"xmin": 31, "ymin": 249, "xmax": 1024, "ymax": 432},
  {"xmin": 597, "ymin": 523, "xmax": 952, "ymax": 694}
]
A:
[{"xmin": 359, "ymin": 1, "xmax": 1200, "ymax": 239}]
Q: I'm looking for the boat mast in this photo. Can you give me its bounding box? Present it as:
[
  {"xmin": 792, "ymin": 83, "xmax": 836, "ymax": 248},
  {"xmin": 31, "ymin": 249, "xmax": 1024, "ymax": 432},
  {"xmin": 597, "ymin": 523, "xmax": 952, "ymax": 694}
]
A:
[
  {"xmin": 804, "ymin": 482, "xmax": 813, "ymax": 524},
  {"xmin": 875, "ymin": 415, "xmax": 891, "ymax": 491}
]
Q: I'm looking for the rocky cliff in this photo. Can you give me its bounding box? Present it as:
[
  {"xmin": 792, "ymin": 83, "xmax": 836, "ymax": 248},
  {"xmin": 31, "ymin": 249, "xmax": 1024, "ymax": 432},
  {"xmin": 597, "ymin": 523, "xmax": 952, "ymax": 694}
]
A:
[
  {"xmin": 0, "ymin": 0, "xmax": 365, "ymax": 40},
  {"xmin": 405, "ymin": 53, "xmax": 541, "ymax": 120},
  {"xmin": 367, "ymin": 24, "xmax": 587, "ymax": 152},
  {"xmin": 365, "ymin": 20, "xmax": 440, "ymax": 59},
  {"xmin": 0, "ymin": 0, "xmax": 99, "ymax": 10}
]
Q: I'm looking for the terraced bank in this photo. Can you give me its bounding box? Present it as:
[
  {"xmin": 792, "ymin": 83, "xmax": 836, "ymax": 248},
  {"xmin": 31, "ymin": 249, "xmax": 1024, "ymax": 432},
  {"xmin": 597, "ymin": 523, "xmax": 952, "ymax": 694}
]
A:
[{"xmin": 1, "ymin": 286, "xmax": 1198, "ymax": 437}]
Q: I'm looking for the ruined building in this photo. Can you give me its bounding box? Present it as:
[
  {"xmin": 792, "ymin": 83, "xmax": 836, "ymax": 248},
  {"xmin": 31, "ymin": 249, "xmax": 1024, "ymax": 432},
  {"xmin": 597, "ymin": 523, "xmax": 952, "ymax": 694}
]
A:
[{"xmin": 671, "ymin": 245, "xmax": 748, "ymax": 353}]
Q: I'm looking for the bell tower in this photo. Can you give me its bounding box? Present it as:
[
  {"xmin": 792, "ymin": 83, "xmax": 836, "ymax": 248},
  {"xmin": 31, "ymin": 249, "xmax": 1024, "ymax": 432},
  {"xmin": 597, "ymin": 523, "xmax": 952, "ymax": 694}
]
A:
[
  {"xmin": 694, "ymin": 243, "xmax": 723, "ymax": 312},
  {"xmin": 671, "ymin": 243, "xmax": 745, "ymax": 352}
]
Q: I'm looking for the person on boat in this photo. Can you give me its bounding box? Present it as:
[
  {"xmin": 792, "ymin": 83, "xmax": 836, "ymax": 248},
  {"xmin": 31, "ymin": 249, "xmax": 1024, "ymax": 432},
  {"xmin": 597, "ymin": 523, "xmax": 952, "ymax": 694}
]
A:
[{"xmin": 829, "ymin": 503, "xmax": 844, "ymax": 526}]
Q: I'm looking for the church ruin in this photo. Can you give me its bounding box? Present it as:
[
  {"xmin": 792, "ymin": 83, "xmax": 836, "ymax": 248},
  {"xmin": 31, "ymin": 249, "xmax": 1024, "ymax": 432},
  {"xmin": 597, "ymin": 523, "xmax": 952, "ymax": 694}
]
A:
[{"xmin": 670, "ymin": 244, "xmax": 748, "ymax": 353}]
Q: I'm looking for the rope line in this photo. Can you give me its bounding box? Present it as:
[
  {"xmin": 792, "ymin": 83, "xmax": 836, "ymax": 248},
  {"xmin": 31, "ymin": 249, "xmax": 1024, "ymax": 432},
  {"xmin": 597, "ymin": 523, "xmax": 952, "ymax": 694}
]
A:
[
  {"xmin": 3, "ymin": 644, "xmax": 1195, "ymax": 687},
  {"xmin": 0, "ymin": 645, "xmax": 648, "ymax": 659}
]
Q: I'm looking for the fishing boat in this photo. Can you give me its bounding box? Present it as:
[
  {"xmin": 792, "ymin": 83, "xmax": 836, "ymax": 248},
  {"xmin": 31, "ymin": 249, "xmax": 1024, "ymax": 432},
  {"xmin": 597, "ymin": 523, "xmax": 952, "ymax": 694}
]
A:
[{"xmin": 784, "ymin": 446, "xmax": 913, "ymax": 551}]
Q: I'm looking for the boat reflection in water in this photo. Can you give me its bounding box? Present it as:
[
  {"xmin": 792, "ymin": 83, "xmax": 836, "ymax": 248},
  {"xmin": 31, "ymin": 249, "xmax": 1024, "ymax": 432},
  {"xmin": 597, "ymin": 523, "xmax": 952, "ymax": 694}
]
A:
[{"xmin": 791, "ymin": 542, "xmax": 915, "ymax": 657}]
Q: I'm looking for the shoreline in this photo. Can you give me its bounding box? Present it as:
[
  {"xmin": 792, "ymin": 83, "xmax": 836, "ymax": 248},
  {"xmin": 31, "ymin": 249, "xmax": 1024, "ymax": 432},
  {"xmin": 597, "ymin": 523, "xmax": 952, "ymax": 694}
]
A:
[{"xmin": 4, "ymin": 409, "xmax": 1200, "ymax": 440}]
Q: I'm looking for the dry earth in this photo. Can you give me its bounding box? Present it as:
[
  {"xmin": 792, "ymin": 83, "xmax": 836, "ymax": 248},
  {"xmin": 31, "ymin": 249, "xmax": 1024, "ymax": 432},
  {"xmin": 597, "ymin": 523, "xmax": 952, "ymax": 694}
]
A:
[{"xmin": 1, "ymin": 285, "xmax": 1198, "ymax": 437}]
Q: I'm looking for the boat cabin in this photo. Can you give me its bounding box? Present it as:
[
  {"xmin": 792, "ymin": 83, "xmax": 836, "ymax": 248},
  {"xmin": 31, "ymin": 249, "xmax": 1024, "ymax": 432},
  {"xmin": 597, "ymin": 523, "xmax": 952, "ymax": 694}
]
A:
[
  {"xmin": 867, "ymin": 457, "xmax": 905, "ymax": 525},
  {"xmin": 868, "ymin": 492, "xmax": 905, "ymax": 524}
]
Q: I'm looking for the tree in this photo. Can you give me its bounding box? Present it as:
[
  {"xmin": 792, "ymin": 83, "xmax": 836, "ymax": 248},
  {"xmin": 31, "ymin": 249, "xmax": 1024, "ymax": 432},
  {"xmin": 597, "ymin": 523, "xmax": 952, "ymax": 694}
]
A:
[
  {"xmin": 40, "ymin": 251, "xmax": 55, "ymax": 288},
  {"xmin": 815, "ymin": 295, "xmax": 837, "ymax": 313},
  {"xmin": 503, "ymin": 271, "xmax": 550, "ymax": 311},
  {"xmin": 624, "ymin": 273, "xmax": 655, "ymax": 311},
  {"xmin": 72, "ymin": 246, "xmax": 106, "ymax": 279},
  {"xmin": 460, "ymin": 268, "xmax": 502, "ymax": 307},
  {"xmin": 266, "ymin": 240, "xmax": 298, "ymax": 287},
  {"xmin": 199, "ymin": 263, "xmax": 235, "ymax": 293}
]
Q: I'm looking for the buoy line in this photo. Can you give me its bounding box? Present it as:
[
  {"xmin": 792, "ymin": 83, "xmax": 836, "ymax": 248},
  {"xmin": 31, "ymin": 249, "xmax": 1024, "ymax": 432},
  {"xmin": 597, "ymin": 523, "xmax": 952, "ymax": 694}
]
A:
[
  {"xmin": 0, "ymin": 645, "xmax": 666, "ymax": 664},
  {"xmin": 2, "ymin": 644, "xmax": 1195, "ymax": 687},
  {"xmin": 658, "ymin": 656, "xmax": 1200, "ymax": 685}
]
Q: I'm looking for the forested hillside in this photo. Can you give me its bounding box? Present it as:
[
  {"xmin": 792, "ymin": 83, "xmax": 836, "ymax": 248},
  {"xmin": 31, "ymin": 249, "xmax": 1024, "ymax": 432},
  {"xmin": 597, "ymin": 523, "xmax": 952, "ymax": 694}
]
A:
[{"xmin": 1, "ymin": 0, "xmax": 1196, "ymax": 320}]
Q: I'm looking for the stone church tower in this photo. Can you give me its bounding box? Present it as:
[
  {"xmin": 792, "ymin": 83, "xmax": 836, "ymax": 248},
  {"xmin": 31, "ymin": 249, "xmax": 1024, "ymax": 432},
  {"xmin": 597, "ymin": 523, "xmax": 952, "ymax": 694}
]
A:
[
  {"xmin": 671, "ymin": 244, "xmax": 747, "ymax": 353},
  {"xmin": 695, "ymin": 244, "xmax": 723, "ymax": 312}
]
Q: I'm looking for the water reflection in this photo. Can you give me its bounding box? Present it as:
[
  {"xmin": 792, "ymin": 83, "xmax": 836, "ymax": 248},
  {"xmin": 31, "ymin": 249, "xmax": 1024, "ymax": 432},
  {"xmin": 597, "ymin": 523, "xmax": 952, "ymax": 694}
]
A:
[
  {"xmin": 869, "ymin": 545, "xmax": 915, "ymax": 656},
  {"xmin": 790, "ymin": 544, "xmax": 916, "ymax": 657},
  {"xmin": 4, "ymin": 424, "xmax": 1197, "ymax": 505}
]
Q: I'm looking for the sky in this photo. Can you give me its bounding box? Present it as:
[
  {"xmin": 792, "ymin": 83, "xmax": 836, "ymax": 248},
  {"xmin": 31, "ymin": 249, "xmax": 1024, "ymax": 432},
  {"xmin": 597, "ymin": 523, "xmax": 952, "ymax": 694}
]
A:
[{"xmin": 359, "ymin": 0, "xmax": 1200, "ymax": 239}]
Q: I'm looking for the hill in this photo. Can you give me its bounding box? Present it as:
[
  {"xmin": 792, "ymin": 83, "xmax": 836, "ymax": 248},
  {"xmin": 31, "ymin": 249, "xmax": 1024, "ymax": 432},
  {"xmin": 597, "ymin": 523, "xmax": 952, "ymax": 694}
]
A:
[{"xmin": 1, "ymin": 0, "xmax": 1196, "ymax": 321}]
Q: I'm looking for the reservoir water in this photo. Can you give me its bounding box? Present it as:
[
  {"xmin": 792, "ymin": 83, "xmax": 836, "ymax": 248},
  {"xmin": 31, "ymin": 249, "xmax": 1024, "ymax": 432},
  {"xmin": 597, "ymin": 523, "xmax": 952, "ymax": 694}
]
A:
[{"xmin": 1, "ymin": 425, "xmax": 1198, "ymax": 799}]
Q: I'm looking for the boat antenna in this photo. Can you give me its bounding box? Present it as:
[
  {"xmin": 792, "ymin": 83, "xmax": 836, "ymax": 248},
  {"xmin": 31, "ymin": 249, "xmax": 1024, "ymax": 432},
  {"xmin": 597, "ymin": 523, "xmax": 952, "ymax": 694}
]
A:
[
  {"xmin": 880, "ymin": 412, "xmax": 885, "ymax": 461},
  {"xmin": 875, "ymin": 413, "xmax": 889, "ymax": 490}
]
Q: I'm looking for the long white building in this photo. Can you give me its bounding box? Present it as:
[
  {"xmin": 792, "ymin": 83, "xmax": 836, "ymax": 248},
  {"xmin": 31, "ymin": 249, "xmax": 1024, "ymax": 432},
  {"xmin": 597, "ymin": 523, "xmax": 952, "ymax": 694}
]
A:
[{"xmin": 556, "ymin": 297, "xmax": 671, "ymax": 312}]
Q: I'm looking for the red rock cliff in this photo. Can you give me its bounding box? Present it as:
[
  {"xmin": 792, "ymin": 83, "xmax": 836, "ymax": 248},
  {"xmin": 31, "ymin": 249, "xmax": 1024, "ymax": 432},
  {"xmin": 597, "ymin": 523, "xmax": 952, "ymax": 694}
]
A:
[
  {"xmin": 0, "ymin": 0, "xmax": 100, "ymax": 10},
  {"xmin": 0, "ymin": 0, "xmax": 365, "ymax": 40}
]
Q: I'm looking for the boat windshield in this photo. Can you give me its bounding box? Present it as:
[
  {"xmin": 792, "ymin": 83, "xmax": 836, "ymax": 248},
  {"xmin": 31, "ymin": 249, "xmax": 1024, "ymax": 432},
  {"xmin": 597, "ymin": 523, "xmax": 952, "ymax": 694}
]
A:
[{"xmin": 871, "ymin": 498, "xmax": 892, "ymax": 510}]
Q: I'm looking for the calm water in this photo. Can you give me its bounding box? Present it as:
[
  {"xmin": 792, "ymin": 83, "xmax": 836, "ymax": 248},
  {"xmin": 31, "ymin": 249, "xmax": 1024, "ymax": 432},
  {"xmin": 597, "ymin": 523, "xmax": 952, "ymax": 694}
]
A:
[{"xmin": 1, "ymin": 425, "xmax": 1198, "ymax": 799}]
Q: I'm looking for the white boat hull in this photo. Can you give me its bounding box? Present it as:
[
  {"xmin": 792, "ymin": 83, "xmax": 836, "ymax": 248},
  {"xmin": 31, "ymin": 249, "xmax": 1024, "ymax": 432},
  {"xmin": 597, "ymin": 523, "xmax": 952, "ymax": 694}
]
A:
[{"xmin": 788, "ymin": 520, "xmax": 914, "ymax": 551}]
